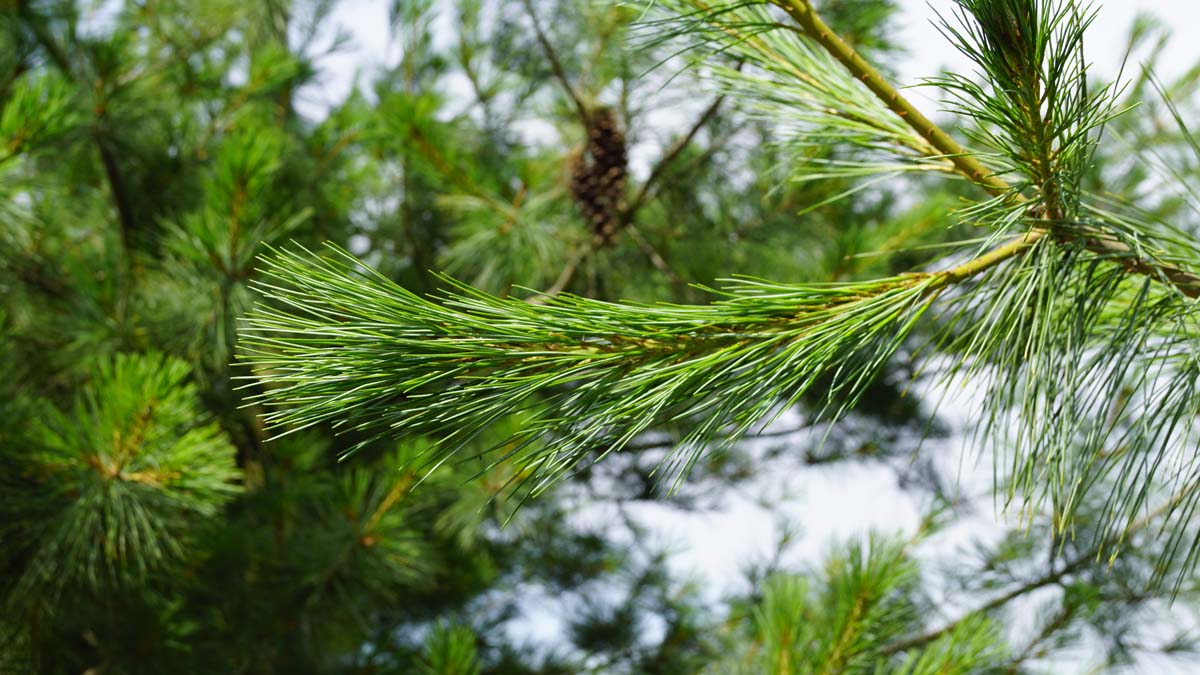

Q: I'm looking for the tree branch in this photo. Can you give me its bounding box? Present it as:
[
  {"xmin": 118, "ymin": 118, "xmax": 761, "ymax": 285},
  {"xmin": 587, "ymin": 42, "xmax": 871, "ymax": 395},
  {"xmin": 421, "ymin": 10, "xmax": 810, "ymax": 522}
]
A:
[
  {"xmin": 621, "ymin": 91, "xmax": 727, "ymax": 224},
  {"xmin": 883, "ymin": 481, "xmax": 1200, "ymax": 655},
  {"xmin": 521, "ymin": 0, "xmax": 590, "ymax": 124},
  {"xmin": 1004, "ymin": 601, "xmax": 1078, "ymax": 674},
  {"xmin": 625, "ymin": 223, "xmax": 684, "ymax": 287},
  {"xmin": 773, "ymin": 0, "xmax": 1003, "ymax": 189},
  {"xmin": 19, "ymin": 4, "xmax": 139, "ymax": 252},
  {"xmin": 883, "ymin": 553, "xmax": 1087, "ymax": 655},
  {"xmin": 95, "ymin": 136, "xmax": 139, "ymax": 252},
  {"xmin": 772, "ymin": 0, "xmax": 1200, "ymax": 298}
]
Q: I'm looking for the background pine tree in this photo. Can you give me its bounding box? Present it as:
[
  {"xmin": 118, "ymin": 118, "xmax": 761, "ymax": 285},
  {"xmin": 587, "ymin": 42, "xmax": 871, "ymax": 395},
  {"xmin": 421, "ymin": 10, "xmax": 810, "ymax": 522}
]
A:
[{"xmin": 5, "ymin": 0, "xmax": 1200, "ymax": 673}]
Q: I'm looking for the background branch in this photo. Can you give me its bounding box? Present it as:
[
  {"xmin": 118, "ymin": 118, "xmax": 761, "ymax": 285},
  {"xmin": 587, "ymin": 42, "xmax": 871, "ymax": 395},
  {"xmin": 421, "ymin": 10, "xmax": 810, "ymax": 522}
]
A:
[
  {"xmin": 522, "ymin": 0, "xmax": 590, "ymax": 124},
  {"xmin": 19, "ymin": 4, "xmax": 139, "ymax": 252},
  {"xmin": 883, "ymin": 482, "xmax": 1200, "ymax": 655}
]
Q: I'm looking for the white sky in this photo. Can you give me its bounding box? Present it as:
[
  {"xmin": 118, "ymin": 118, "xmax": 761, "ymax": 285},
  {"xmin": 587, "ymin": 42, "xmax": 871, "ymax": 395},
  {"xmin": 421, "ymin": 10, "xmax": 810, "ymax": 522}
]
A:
[
  {"xmin": 302, "ymin": 0, "xmax": 1200, "ymax": 115},
  {"xmin": 897, "ymin": 0, "xmax": 1200, "ymax": 84}
]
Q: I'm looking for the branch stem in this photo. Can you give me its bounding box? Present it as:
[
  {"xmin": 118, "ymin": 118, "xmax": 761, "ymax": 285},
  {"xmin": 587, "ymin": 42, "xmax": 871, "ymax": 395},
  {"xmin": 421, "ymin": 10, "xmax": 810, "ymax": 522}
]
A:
[
  {"xmin": 929, "ymin": 230, "xmax": 1045, "ymax": 290},
  {"xmin": 522, "ymin": 0, "xmax": 590, "ymax": 124},
  {"xmin": 883, "ymin": 481, "xmax": 1200, "ymax": 655},
  {"xmin": 773, "ymin": 0, "xmax": 1006, "ymax": 192},
  {"xmin": 772, "ymin": 0, "xmax": 1200, "ymax": 298}
]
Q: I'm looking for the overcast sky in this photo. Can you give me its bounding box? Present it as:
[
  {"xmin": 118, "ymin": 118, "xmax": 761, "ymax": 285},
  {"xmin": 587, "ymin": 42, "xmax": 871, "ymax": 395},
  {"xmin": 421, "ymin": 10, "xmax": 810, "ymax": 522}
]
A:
[
  {"xmin": 301, "ymin": 0, "xmax": 1200, "ymax": 116},
  {"xmin": 897, "ymin": 0, "xmax": 1200, "ymax": 82}
]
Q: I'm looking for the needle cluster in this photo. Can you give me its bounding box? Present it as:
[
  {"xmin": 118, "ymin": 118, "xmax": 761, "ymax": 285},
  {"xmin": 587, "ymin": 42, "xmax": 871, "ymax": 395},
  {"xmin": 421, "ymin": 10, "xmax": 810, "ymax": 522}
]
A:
[{"xmin": 241, "ymin": 0, "xmax": 1200, "ymax": 590}]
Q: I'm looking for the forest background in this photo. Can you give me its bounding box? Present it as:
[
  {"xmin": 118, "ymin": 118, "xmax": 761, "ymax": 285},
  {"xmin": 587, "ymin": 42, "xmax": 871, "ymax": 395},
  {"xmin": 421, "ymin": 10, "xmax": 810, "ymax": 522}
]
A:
[{"xmin": 5, "ymin": 0, "xmax": 1200, "ymax": 673}]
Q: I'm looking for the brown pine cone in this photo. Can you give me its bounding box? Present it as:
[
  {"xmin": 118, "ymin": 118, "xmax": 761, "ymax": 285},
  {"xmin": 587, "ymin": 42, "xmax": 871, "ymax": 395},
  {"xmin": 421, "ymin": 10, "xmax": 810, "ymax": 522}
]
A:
[{"xmin": 569, "ymin": 106, "xmax": 628, "ymax": 240}]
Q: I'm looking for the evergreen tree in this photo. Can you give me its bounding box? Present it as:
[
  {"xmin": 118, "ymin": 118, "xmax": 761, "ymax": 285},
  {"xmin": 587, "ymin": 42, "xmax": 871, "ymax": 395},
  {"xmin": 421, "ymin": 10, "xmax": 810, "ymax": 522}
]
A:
[
  {"xmin": 0, "ymin": 0, "xmax": 734, "ymax": 670},
  {"xmin": 241, "ymin": 0, "xmax": 1200, "ymax": 670},
  {"xmin": 6, "ymin": 0, "xmax": 1200, "ymax": 673}
]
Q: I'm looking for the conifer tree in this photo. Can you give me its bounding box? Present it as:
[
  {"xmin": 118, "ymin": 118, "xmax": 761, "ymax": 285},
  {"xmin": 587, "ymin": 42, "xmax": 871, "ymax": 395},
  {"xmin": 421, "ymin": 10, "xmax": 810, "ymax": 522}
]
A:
[
  {"xmin": 0, "ymin": 0, "xmax": 740, "ymax": 670},
  {"xmin": 7, "ymin": 0, "xmax": 1200, "ymax": 673},
  {"xmin": 240, "ymin": 0, "xmax": 1200, "ymax": 670},
  {"xmin": 245, "ymin": 0, "xmax": 1200, "ymax": 573}
]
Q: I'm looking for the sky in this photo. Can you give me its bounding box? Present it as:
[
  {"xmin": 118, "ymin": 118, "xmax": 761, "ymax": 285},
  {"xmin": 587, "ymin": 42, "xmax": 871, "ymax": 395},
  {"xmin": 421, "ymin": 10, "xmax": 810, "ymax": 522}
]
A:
[
  {"xmin": 299, "ymin": 1, "xmax": 1200, "ymax": 668},
  {"xmin": 896, "ymin": 0, "xmax": 1200, "ymax": 85},
  {"xmin": 299, "ymin": 0, "xmax": 1200, "ymax": 116}
]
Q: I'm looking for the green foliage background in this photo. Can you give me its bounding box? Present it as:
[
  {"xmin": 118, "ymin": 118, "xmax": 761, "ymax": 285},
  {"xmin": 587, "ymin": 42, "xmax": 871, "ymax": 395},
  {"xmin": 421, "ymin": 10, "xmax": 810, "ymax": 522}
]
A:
[{"xmin": 3, "ymin": 0, "xmax": 1200, "ymax": 673}]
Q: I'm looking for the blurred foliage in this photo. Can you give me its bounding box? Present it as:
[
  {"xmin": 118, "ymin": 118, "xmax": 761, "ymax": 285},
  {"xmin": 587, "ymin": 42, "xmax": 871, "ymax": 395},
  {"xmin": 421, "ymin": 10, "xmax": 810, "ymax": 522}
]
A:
[{"xmin": 3, "ymin": 0, "xmax": 1200, "ymax": 673}]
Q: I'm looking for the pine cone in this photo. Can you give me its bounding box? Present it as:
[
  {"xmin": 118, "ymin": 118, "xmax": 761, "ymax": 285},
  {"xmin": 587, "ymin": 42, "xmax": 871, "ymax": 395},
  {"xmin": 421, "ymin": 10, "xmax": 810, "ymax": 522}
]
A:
[{"xmin": 569, "ymin": 107, "xmax": 628, "ymax": 241}]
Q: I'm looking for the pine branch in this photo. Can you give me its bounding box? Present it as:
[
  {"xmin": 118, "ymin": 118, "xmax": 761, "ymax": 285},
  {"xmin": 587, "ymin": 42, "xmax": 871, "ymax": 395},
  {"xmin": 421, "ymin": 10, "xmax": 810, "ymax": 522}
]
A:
[
  {"xmin": 883, "ymin": 481, "xmax": 1200, "ymax": 655},
  {"xmin": 243, "ymin": 228, "xmax": 1043, "ymax": 497},
  {"xmin": 95, "ymin": 135, "xmax": 138, "ymax": 253},
  {"xmin": 771, "ymin": 0, "xmax": 1200, "ymax": 297},
  {"xmin": 244, "ymin": 1, "xmax": 1176, "ymax": 493},
  {"xmin": 654, "ymin": 0, "xmax": 1200, "ymax": 306},
  {"xmin": 243, "ymin": 0, "xmax": 1200, "ymax": 590},
  {"xmin": 771, "ymin": 0, "xmax": 1006, "ymax": 191},
  {"xmin": 16, "ymin": 4, "xmax": 74, "ymax": 78},
  {"xmin": 3, "ymin": 354, "xmax": 242, "ymax": 599},
  {"xmin": 522, "ymin": 0, "xmax": 590, "ymax": 124},
  {"xmin": 18, "ymin": 4, "xmax": 140, "ymax": 252}
]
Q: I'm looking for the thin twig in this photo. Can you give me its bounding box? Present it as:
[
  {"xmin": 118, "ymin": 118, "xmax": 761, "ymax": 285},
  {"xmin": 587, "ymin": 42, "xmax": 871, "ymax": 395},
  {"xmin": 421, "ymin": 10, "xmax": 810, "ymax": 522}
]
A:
[
  {"xmin": 623, "ymin": 91, "xmax": 727, "ymax": 221},
  {"xmin": 522, "ymin": 0, "xmax": 590, "ymax": 124},
  {"xmin": 1004, "ymin": 601, "xmax": 1078, "ymax": 674},
  {"xmin": 625, "ymin": 223, "xmax": 684, "ymax": 287},
  {"xmin": 883, "ymin": 553, "xmax": 1087, "ymax": 654},
  {"xmin": 536, "ymin": 247, "xmax": 587, "ymax": 301},
  {"xmin": 883, "ymin": 481, "xmax": 1200, "ymax": 654}
]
